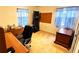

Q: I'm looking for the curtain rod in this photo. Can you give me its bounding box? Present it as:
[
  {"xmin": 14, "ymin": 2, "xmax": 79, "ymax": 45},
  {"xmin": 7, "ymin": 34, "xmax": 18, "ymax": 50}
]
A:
[{"xmin": 56, "ymin": 6, "xmax": 79, "ymax": 9}]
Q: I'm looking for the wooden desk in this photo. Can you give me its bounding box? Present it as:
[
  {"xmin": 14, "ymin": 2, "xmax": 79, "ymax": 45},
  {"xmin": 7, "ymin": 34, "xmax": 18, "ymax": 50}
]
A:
[
  {"xmin": 7, "ymin": 27, "xmax": 24, "ymax": 36},
  {"xmin": 5, "ymin": 32, "xmax": 29, "ymax": 53}
]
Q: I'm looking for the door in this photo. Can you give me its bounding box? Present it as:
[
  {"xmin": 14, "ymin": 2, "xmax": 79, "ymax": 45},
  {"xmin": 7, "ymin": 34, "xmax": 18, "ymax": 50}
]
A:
[{"xmin": 70, "ymin": 19, "xmax": 79, "ymax": 53}]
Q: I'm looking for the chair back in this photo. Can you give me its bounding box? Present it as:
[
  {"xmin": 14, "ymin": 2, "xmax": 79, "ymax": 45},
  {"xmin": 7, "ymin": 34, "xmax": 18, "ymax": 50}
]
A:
[{"xmin": 22, "ymin": 25, "xmax": 32, "ymax": 39}]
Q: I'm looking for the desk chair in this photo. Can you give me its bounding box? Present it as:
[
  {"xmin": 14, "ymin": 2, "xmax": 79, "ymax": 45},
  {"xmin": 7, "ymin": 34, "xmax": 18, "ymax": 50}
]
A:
[{"xmin": 22, "ymin": 25, "xmax": 32, "ymax": 45}]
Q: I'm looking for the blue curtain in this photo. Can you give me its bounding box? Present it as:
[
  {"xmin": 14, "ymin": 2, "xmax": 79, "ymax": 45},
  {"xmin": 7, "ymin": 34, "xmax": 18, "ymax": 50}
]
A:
[
  {"xmin": 17, "ymin": 9, "xmax": 29, "ymax": 27},
  {"xmin": 55, "ymin": 7, "xmax": 79, "ymax": 30}
]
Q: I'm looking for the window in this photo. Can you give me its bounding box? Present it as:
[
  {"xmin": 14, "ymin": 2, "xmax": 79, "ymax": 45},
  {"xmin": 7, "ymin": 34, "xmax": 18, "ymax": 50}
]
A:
[
  {"xmin": 55, "ymin": 7, "xmax": 79, "ymax": 30},
  {"xmin": 17, "ymin": 8, "xmax": 29, "ymax": 27}
]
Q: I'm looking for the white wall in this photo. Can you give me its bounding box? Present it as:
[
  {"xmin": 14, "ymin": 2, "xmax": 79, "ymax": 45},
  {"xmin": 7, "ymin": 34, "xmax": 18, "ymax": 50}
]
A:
[
  {"xmin": 38, "ymin": 6, "xmax": 58, "ymax": 35},
  {"xmin": 0, "ymin": 6, "xmax": 36, "ymax": 28}
]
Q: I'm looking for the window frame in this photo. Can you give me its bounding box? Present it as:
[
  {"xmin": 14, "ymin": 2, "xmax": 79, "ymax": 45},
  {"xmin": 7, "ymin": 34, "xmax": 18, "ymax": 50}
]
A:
[
  {"xmin": 55, "ymin": 7, "xmax": 79, "ymax": 30},
  {"xmin": 17, "ymin": 8, "xmax": 29, "ymax": 27}
]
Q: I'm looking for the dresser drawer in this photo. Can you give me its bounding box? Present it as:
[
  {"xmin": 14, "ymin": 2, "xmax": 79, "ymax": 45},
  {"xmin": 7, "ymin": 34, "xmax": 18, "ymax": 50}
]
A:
[
  {"xmin": 56, "ymin": 32, "xmax": 71, "ymax": 44},
  {"xmin": 55, "ymin": 32, "xmax": 73, "ymax": 49}
]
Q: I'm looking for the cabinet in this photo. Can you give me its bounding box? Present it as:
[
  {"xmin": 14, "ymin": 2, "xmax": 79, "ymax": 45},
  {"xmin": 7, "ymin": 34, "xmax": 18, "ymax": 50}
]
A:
[
  {"xmin": 32, "ymin": 11, "xmax": 40, "ymax": 32},
  {"xmin": 54, "ymin": 28, "xmax": 74, "ymax": 49}
]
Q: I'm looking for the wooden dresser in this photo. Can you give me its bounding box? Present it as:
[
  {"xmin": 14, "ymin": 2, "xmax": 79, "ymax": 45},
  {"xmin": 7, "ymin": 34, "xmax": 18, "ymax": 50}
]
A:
[{"xmin": 54, "ymin": 28, "xmax": 74, "ymax": 49}]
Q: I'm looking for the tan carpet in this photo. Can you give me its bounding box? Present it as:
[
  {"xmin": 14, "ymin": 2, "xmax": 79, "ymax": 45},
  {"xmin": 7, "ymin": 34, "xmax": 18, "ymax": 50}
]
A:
[{"xmin": 30, "ymin": 31, "xmax": 68, "ymax": 53}]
